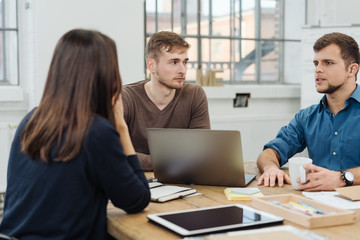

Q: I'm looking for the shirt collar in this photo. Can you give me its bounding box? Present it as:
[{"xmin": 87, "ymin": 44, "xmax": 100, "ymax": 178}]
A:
[
  {"xmin": 349, "ymin": 84, "xmax": 360, "ymax": 103},
  {"xmin": 319, "ymin": 95, "xmax": 328, "ymax": 111},
  {"xmin": 319, "ymin": 84, "xmax": 360, "ymax": 111}
]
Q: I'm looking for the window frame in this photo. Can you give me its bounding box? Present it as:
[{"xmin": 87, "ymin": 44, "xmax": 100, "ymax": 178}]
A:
[
  {"xmin": 144, "ymin": 0, "xmax": 302, "ymax": 84},
  {"xmin": 0, "ymin": 0, "xmax": 19, "ymax": 86}
]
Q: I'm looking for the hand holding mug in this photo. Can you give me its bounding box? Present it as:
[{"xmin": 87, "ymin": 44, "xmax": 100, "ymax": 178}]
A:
[{"xmin": 288, "ymin": 157, "xmax": 313, "ymax": 190}]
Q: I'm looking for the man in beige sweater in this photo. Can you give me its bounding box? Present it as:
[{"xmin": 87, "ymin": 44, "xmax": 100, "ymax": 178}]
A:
[{"xmin": 122, "ymin": 31, "xmax": 210, "ymax": 171}]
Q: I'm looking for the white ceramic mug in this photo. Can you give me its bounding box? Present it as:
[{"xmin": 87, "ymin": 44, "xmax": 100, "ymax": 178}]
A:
[{"xmin": 288, "ymin": 157, "xmax": 313, "ymax": 189}]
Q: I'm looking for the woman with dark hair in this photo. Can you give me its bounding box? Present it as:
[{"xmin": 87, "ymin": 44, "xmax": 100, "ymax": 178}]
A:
[{"xmin": 0, "ymin": 29, "xmax": 150, "ymax": 239}]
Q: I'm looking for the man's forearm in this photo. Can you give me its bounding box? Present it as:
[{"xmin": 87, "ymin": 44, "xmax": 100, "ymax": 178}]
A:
[{"xmin": 257, "ymin": 148, "xmax": 281, "ymax": 173}]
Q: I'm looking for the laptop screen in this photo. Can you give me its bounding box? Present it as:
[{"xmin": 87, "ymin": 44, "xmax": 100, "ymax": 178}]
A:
[{"xmin": 147, "ymin": 128, "xmax": 255, "ymax": 187}]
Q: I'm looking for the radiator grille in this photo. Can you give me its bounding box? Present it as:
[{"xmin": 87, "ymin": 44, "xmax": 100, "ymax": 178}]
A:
[{"xmin": 0, "ymin": 123, "xmax": 17, "ymax": 193}]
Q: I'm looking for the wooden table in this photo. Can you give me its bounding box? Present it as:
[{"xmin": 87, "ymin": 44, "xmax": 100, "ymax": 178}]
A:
[{"xmin": 107, "ymin": 162, "xmax": 360, "ymax": 240}]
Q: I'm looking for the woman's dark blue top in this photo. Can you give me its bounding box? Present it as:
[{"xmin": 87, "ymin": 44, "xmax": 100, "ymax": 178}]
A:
[{"xmin": 0, "ymin": 110, "xmax": 150, "ymax": 239}]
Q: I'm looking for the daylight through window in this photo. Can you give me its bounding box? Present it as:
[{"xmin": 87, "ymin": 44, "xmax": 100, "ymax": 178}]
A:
[{"xmin": 145, "ymin": 0, "xmax": 302, "ymax": 84}]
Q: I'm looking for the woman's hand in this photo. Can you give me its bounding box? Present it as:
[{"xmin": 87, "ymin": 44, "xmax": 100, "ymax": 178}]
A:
[
  {"xmin": 113, "ymin": 94, "xmax": 127, "ymax": 132},
  {"xmin": 113, "ymin": 94, "xmax": 135, "ymax": 155}
]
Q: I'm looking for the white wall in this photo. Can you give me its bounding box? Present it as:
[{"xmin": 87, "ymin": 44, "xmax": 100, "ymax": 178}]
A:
[
  {"xmin": 306, "ymin": 0, "xmax": 360, "ymax": 26},
  {"xmin": 22, "ymin": 0, "xmax": 145, "ymax": 108}
]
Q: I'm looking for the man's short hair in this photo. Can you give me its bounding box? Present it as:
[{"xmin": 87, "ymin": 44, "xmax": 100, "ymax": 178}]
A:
[
  {"xmin": 146, "ymin": 31, "xmax": 190, "ymax": 62},
  {"xmin": 313, "ymin": 32, "xmax": 360, "ymax": 68}
]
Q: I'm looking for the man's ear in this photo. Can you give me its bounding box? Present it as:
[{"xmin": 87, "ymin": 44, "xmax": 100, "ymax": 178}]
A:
[
  {"xmin": 349, "ymin": 63, "xmax": 359, "ymax": 76},
  {"xmin": 147, "ymin": 58, "xmax": 156, "ymax": 74}
]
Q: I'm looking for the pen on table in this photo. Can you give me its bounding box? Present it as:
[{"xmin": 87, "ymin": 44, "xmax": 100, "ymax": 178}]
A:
[
  {"xmin": 297, "ymin": 201, "xmax": 324, "ymax": 214},
  {"xmin": 289, "ymin": 201, "xmax": 321, "ymax": 215},
  {"xmin": 282, "ymin": 202, "xmax": 313, "ymax": 216},
  {"xmin": 147, "ymin": 178, "xmax": 158, "ymax": 183},
  {"xmin": 288, "ymin": 201, "xmax": 317, "ymax": 215}
]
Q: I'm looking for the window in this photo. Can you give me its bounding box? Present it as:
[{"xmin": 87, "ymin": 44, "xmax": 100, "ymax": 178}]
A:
[
  {"xmin": 0, "ymin": 0, "xmax": 18, "ymax": 86},
  {"xmin": 145, "ymin": 0, "xmax": 303, "ymax": 84}
]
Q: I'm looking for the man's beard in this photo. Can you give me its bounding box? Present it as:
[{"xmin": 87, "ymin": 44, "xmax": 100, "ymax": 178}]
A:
[
  {"xmin": 317, "ymin": 83, "xmax": 343, "ymax": 94},
  {"xmin": 156, "ymin": 72, "xmax": 185, "ymax": 89}
]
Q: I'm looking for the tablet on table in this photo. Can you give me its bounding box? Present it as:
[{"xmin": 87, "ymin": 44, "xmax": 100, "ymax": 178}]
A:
[{"xmin": 147, "ymin": 204, "xmax": 283, "ymax": 237}]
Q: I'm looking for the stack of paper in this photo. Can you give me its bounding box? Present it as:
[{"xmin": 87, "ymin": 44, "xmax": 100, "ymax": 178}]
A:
[
  {"xmin": 224, "ymin": 188, "xmax": 263, "ymax": 201},
  {"xmin": 302, "ymin": 190, "xmax": 360, "ymax": 210}
]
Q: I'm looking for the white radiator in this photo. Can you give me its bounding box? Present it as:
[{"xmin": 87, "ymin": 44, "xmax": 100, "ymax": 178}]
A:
[{"xmin": 0, "ymin": 123, "xmax": 17, "ymax": 193}]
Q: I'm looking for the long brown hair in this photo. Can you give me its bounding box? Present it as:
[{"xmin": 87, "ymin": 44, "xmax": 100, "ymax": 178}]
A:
[{"xmin": 21, "ymin": 29, "xmax": 122, "ymax": 162}]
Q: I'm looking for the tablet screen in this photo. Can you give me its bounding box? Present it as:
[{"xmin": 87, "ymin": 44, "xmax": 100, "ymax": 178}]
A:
[
  {"xmin": 148, "ymin": 204, "xmax": 283, "ymax": 236},
  {"xmin": 161, "ymin": 205, "xmax": 271, "ymax": 231}
]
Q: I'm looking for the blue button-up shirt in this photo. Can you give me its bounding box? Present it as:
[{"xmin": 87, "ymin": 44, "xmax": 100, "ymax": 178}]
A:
[{"xmin": 265, "ymin": 85, "xmax": 360, "ymax": 171}]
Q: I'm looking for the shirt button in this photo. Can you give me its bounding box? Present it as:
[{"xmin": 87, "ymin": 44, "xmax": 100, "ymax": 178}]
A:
[
  {"xmin": 334, "ymin": 132, "xmax": 338, "ymax": 135},
  {"xmin": 333, "ymin": 152, "xmax": 336, "ymax": 155}
]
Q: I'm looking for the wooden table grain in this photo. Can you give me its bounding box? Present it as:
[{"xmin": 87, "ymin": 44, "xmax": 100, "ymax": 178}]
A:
[{"xmin": 107, "ymin": 162, "xmax": 360, "ymax": 240}]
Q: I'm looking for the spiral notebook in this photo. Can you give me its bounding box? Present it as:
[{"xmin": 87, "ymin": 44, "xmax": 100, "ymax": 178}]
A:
[{"xmin": 149, "ymin": 181, "xmax": 196, "ymax": 203}]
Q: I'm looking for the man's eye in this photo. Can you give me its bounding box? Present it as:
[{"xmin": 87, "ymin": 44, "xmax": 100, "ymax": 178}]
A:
[{"xmin": 326, "ymin": 61, "xmax": 333, "ymax": 65}]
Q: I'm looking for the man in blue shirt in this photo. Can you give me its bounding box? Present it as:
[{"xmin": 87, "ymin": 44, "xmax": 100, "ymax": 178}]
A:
[{"xmin": 257, "ymin": 32, "xmax": 360, "ymax": 191}]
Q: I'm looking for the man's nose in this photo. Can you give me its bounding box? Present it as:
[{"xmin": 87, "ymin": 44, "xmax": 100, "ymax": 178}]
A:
[
  {"xmin": 315, "ymin": 64, "xmax": 323, "ymax": 73},
  {"xmin": 178, "ymin": 63, "xmax": 187, "ymax": 73}
]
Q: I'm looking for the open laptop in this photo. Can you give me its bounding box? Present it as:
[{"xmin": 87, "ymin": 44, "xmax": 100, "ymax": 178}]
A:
[{"xmin": 146, "ymin": 128, "xmax": 256, "ymax": 187}]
